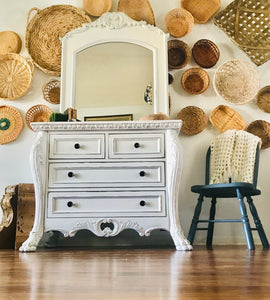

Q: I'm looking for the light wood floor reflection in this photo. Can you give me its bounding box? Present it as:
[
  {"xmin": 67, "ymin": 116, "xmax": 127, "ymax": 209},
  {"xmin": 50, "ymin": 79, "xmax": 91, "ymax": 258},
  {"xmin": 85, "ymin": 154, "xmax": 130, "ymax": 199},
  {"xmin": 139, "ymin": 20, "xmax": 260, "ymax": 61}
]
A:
[{"xmin": 0, "ymin": 246, "xmax": 270, "ymax": 299}]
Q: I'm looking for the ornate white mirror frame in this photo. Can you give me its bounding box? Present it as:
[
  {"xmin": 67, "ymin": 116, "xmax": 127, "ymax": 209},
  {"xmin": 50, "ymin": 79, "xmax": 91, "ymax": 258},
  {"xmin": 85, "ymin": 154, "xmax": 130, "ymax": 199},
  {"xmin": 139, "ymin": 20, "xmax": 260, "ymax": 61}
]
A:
[{"xmin": 60, "ymin": 12, "xmax": 169, "ymax": 120}]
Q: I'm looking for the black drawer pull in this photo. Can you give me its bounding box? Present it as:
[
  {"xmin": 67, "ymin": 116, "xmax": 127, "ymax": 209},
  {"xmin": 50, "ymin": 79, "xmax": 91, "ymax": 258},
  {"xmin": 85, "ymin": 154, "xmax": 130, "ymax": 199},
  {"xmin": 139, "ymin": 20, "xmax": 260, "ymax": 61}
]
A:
[
  {"xmin": 139, "ymin": 171, "xmax": 146, "ymax": 177},
  {"xmin": 74, "ymin": 143, "xmax": 80, "ymax": 149},
  {"xmin": 68, "ymin": 172, "xmax": 74, "ymax": 178},
  {"xmin": 134, "ymin": 142, "xmax": 140, "ymax": 148},
  {"xmin": 67, "ymin": 201, "xmax": 73, "ymax": 207},
  {"xmin": 140, "ymin": 200, "xmax": 146, "ymax": 207}
]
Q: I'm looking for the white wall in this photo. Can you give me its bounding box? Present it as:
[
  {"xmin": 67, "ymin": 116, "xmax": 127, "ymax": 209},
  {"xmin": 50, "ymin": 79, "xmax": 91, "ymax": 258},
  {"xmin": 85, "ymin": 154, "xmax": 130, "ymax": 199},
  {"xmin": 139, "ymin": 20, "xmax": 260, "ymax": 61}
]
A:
[{"xmin": 0, "ymin": 0, "xmax": 269, "ymax": 246}]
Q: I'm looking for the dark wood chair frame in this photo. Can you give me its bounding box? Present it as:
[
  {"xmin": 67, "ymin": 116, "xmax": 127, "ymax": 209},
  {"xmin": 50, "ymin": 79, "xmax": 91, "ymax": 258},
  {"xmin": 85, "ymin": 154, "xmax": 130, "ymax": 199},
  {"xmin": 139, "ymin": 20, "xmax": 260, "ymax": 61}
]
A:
[{"xmin": 188, "ymin": 146, "xmax": 269, "ymax": 250}]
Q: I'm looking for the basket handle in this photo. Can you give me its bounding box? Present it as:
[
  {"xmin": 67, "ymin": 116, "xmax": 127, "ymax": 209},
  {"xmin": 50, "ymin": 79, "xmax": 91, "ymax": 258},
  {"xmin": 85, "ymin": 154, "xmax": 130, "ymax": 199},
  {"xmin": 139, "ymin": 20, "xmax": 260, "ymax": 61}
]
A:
[
  {"xmin": 27, "ymin": 7, "xmax": 39, "ymax": 25},
  {"xmin": 26, "ymin": 59, "xmax": 35, "ymax": 73}
]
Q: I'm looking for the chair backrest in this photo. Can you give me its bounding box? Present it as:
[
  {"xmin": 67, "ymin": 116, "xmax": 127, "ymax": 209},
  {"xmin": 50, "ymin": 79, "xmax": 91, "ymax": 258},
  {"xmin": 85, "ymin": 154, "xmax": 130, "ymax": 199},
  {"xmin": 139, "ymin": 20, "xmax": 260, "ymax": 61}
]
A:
[{"xmin": 205, "ymin": 145, "xmax": 260, "ymax": 187}]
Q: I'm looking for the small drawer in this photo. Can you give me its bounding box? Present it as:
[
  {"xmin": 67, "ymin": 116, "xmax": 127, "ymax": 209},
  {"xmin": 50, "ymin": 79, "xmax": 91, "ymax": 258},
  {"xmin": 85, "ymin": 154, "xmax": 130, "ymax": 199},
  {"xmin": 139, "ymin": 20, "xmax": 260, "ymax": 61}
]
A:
[
  {"xmin": 48, "ymin": 162, "xmax": 165, "ymax": 188},
  {"xmin": 49, "ymin": 134, "xmax": 105, "ymax": 159},
  {"xmin": 47, "ymin": 191, "xmax": 166, "ymax": 217},
  {"xmin": 108, "ymin": 133, "xmax": 164, "ymax": 158}
]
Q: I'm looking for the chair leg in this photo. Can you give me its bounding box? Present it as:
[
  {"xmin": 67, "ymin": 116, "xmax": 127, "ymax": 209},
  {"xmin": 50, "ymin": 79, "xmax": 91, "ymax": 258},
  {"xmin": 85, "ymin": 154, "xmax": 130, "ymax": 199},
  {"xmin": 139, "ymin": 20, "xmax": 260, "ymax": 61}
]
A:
[
  {"xmin": 236, "ymin": 189, "xmax": 255, "ymax": 250},
  {"xmin": 188, "ymin": 194, "xmax": 204, "ymax": 245},
  {"xmin": 206, "ymin": 197, "xmax": 217, "ymax": 249},
  {"xmin": 246, "ymin": 196, "xmax": 269, "ymax": 249}
]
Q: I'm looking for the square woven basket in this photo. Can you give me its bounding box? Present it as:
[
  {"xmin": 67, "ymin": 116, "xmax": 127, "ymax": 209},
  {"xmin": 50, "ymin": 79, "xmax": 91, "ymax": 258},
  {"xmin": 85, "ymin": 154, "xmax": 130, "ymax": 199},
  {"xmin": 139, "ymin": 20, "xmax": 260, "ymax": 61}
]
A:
[{"xmin": 214, "ymin": 0, "xmax": 270, "ymax": 66}]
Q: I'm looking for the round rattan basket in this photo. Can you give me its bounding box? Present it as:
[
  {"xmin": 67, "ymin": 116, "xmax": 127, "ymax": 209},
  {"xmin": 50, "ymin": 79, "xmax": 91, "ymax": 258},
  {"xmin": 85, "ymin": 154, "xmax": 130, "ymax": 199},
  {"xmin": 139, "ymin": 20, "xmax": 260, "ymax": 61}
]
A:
[
  {"xmin": 209, "ymin": 105, "xmax": 246, "ymax": 133},
  {"xmin": 42, "ymin": 79, "xmax": 61, "ymax": 105},
  {"xmin": 168, "ymin": 39, "xmax": 191, "ymax": 69},
  {"xmin": 181, "ymin": 67, "xmax": 210, "ymax": 95},
  {"xmin": 0, "ymin": 31, "xmax": 22, "ymax": 55},
  {"xmin": 192, "ymin": 39, "xmax": 220, "ymax": 68},
  {"xmin": 165, "ymin": 8, "xmax": 194, "ymax": 37},
  {"xmin": 25, "ymin": 105, "xmax": 53, "ymax": 131},
  {"xmin": 177, "ymin": 106, "xmax": 208, "ymax": 135},
  {"xmin": 213, "ymin": 59, "xmax": 260, "ymax": 104},
  {"xmin": 0, "ymin": 105, "xmax": 23, "ymax": 144},
  {"xmin": 247, "ymin": 120, "xmax": 270, "ymax": 149},
  {"xmin": 0, "ymin": 53, "xmax": 34, "ymax": 101},
  {"xmin": 25, "ymin": 5, "xmax": 91, "ymax": 76},
  {"xmin": 257, "ymin": 86, "xmax": 270, "ymax": 113}
]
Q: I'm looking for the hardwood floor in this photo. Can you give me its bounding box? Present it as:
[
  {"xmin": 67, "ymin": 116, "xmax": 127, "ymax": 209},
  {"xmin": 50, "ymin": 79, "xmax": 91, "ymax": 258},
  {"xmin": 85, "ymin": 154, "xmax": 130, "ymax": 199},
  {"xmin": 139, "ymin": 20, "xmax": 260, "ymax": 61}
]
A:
[{"xmin": 0, "ymin": 246, "xmax": 270, "ymax": 299}]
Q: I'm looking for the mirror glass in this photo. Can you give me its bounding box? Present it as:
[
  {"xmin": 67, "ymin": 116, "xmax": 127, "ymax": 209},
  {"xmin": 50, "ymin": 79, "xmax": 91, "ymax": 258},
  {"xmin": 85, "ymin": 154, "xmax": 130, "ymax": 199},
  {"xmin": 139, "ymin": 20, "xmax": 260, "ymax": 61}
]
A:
[{"xmin": 75, "ymin": 42, "xmax": 154, "ymax": 121}]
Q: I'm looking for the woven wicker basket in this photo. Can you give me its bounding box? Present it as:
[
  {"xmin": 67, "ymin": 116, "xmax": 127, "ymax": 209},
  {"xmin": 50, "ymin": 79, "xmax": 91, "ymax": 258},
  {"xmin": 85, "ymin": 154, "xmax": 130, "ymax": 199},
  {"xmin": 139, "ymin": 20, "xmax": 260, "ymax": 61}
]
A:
[
  {"xmin": 213, "ymin": 59, "xmax": 260, "ymax": 104},
  {"xmin": 0, "ymin": 31, "xmax": 22, "ymax": 55},
  {"xmin": 165, "ymin": 8, "xmax": 194, "ymax": 37},
  {"xmin": 214, "ymin": 0, "xmax": 270, "ymax": 66},
  {"xmin": 210, "ymin": 105, "xmax": 246, "ymax": 133},
  {"xmin": 42, "ymin": 79, "xmax": 61, "ymax": 105},
  {"xmin": 177, "ymin": 106, "xmax": 208, "ymax": 135},
  {"xmin": 117, "ymin": 0, "xmax": 155, "ymax": 25},
  {"xmin": 168, "ymin": 39, "xmax": 191, "ymax": 69},
  {"xmin": 247, "ymin": 120, "xmax": 270, "ymax": 149},
  {"xmin": 83, "ymin": 0, "xmax": 112, "ymax": 17},
  {"xmin": 0, "ymin": 105, "xmax": 23, "ymax": 144},
  {"xmin": 25, "ymin": 5, "xmax": 91, "ymax": 76},
  {"xmin": 181, "ymin": 0, "xmax": 220, "ymax": 23},
  {"xmin": 192, "ymin": 39, "xmax": 220, "ymax": 68},
  {"xmin": 0, "ymin": 53, "xmax": 34, "ymax": 101},
  {"xmin": 181, "ymin": 68, "xmax": 210, "ymax": 95},
  {"xmin": 25, "ymin": 105, "xmax": 53, "ymax": 131},
  {"xmin": 257, "ymin": 86, "xmax": 270, "ymax": 113}
]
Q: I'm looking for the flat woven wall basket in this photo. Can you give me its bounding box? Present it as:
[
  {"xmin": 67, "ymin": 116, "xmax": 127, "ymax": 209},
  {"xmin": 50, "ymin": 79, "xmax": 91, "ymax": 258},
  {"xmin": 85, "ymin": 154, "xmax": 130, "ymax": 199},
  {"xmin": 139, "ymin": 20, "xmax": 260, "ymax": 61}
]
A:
[
  {"xmin": 214, "ymin": 0, "xmax": 270, "ymax": 66},
  {"xmin": 25, "ymin": 5, "xmax": 91, "ymax": 76},
  {"xmin": 0, "ymin": 53, "xmax": 34, "ymax": 101}
]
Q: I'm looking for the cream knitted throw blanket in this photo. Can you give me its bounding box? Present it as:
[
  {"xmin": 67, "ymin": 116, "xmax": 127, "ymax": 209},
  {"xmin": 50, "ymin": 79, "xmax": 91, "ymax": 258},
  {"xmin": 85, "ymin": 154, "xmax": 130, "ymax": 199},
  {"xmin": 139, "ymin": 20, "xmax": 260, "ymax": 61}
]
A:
[{"xmin": 209, "ymin": 130, "xmax": 261, "ymax": 184}]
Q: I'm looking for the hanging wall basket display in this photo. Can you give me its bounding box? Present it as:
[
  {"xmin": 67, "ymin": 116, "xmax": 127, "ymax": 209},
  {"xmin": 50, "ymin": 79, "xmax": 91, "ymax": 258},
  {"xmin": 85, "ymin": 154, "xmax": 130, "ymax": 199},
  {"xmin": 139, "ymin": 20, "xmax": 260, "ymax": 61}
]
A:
[
  {"xmin": 0, "ymin": 54, "xmax": 34, "ymax": 101},
  {"xmin": 214, "ymin": 0, "xmax": 270, "ymax": 66},
  {"xmin": 25, "ymin": 5, "xmax": 91, "ymax": 76},
  {"xmin": 42, "ymin": 79, "xmax": 61, "ymax": 104},
  {"xmin": 213, "ymin": 59, "xmax": 260, "ymax": 104},
  {"xmin": 0, "ymin": 105, "xmax": 23, "ymax": 145},
  {"xmin": 25, "ymin": 105, "xmax": 53, "ymax": 131}
]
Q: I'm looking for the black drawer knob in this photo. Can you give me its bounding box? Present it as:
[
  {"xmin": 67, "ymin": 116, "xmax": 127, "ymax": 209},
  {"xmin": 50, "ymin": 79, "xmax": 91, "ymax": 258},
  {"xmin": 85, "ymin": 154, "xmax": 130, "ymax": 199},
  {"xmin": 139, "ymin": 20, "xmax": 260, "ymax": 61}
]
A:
[
  {"xmin": 140, "ymin": 200, "xmax": 146, "ymax": 207},
  {"xmin": 74, "ymin": 143, "xmax": 80, "ymax": 149},
  {"xmin": 134, "ymin": 142, "xmax": 140, "ymax": 148},
  {"xmin": 68, "ymin": 172, "xmax": 74, "ymax": 178},
  {"xmin": 139, "ymin": 171, "xmax": 146, "ymax": 177},
  {"xmin": 67, "ymin": 201, "xmax": 73, "ymax": 207}
]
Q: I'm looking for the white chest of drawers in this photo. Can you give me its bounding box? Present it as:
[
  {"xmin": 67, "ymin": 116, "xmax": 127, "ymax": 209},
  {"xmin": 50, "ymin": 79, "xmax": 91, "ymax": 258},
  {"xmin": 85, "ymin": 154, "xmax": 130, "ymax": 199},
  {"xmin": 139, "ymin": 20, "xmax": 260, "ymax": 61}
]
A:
[{"xmin": 19, "ymin": 121, "xmax": 192, "ymax": 251}]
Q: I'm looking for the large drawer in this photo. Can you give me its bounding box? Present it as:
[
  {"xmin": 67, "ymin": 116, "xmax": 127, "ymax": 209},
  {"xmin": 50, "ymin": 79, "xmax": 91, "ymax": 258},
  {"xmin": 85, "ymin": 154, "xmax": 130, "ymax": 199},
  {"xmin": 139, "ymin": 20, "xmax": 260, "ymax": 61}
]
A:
[
  {"xmin": 108, "ymin": 133, "xmax": 164, "ymax": 158},
  {"xmin": 47, "ymin": 191, "xmax": 166, "ymax": 217},
  {"xmin": 49, "ymin": 134, "xmax": 105, "ymax": 159},
  {"xmin": 48, "ymin": 162, "xmax": 165, "ymax": 188}
]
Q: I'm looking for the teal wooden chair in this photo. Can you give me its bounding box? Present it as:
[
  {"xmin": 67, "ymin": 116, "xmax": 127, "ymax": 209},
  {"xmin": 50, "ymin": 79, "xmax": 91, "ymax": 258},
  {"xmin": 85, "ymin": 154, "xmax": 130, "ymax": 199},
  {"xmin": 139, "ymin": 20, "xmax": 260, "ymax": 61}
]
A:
[{"xmin": 188, "ymin": 145, "xmax": 269, "ymax": 250}]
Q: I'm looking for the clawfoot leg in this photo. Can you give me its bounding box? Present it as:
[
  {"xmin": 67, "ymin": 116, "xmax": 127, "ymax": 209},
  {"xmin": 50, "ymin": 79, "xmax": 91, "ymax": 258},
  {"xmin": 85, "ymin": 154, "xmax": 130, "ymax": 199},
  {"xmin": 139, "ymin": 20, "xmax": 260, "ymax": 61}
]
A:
[
  {"xmin": 19, "ymin": 230, "xmax": 43, "ymax": 252},
  {"xmin": 171, "ymin": 228, "xmax": 193, "ymax": 250}
]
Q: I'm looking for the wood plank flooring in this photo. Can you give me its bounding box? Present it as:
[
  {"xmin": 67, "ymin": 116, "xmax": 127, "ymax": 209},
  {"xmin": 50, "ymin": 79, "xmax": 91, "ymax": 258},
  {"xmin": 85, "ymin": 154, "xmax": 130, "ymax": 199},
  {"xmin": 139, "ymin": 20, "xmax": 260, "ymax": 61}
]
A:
[{"xmin": 0, "ymin": 246, "xmax": 270, "ymax": 299}]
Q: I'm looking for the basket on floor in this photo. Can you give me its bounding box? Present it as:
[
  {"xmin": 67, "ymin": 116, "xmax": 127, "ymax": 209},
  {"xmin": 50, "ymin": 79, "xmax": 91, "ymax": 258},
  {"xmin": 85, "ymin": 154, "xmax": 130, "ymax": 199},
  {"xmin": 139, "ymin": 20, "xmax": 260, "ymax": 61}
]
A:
[
  {"xmin": 213, "ymin": 59, "xmax": 260, "ymax": 104},
  {"xmin": 25, "ymin": 105, "xmax": 53, "ymax": 131},
  {"xmin": 25, "ymin": 5, "xmax": 91, "ymax": 76},
  {"xmin": 0, "ymin": 53, "xmax": 34, "ymax": 101}
]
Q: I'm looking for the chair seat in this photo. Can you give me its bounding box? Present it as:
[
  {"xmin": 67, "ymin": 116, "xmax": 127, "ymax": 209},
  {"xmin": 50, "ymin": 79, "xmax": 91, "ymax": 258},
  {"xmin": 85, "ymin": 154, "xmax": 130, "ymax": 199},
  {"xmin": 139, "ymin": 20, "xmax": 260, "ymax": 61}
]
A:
[{"xmin": 191, "ymin": 182, "xmax": 261, "ymax": 198}]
